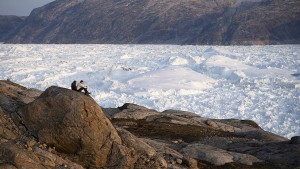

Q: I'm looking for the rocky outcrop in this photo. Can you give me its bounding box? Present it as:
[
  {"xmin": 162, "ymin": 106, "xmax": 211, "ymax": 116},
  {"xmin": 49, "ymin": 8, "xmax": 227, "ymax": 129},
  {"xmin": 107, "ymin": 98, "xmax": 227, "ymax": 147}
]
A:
[
  {"xmin": 0, "ymin": 80, "xmax": 300, "ymax": 169},
  {"xmin": 107, "ymin": 103, "xmax": 299, "ymax": 168},
  {"xmin": 0, "ymin": 141, "xmax": 84, "ymax": 169},
  {"xmin": 4, "ymin": 0, "xmax": 300, "ymax": 45},
  {"xmin": 18, "ymin": 86, "xmax": 135, "ymax": 168},
  {"xmin": 0, "ymin": 15, "xmax": 25, "ymax": 42},
  {"xmin": 0, "ymin": 80, "xmax": 83, "ymax": 168},
  {"xmin": 181, "ymin": 143, "xmax": 262, "ymax": 166}
]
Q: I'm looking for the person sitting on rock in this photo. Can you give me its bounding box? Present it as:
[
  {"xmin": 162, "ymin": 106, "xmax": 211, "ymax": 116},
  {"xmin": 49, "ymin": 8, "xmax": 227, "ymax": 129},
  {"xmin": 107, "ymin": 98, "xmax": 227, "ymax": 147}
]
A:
[{"xmin": 76, "ymin": 80, "xmax": 91, "ymax": 95}]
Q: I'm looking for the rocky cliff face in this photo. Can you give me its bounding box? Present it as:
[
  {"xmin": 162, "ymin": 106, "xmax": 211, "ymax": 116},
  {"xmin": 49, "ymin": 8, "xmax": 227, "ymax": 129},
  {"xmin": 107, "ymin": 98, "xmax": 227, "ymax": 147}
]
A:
[
  {"xmin": 0, "ymin": 15, "xmax": 24, "ymax": 42},
  {"xmin": 4, "ymin": 0, "xmax": 300, "ymax": 45},
  {"xmin": 0, "ymin": 80, "xmax": 300, "ymax": 169}
]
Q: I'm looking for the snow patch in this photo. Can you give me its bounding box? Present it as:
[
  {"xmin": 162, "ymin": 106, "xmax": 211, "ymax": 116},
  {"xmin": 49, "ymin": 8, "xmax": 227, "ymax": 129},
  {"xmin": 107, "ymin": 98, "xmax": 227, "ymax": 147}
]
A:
[
  {"xmin": 128, "ymin": 66, "xmax": 216, "ymax": 91},
  {"xmin": 169, "ymin": 56, "xmax": 189, "ymax": 65}
]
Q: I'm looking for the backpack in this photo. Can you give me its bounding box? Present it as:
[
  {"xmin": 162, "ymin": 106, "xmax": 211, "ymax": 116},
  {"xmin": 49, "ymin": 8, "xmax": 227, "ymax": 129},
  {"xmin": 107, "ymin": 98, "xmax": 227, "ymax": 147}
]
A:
[{"xmin": 71, "ymin": 81, "xmax": 77, "ymax": 90}]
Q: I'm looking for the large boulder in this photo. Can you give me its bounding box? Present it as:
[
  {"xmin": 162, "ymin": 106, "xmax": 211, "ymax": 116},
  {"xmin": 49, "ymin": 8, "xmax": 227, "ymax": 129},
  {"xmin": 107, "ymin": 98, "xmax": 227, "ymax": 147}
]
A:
[{"xmin": 18, "ymin": 86, "xmax": 125, "ymax": 168}]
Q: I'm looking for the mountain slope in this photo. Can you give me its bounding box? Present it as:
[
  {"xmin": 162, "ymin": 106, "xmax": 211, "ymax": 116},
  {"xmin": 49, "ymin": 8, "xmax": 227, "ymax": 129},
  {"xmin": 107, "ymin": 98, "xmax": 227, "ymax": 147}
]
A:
[
  {"xmin": 0, "ymin": 15, "xmax": 25, "ymax": 42},
  {"xmin": 4, "ymin": 0, "xmax": 300, "ymax": 45}
]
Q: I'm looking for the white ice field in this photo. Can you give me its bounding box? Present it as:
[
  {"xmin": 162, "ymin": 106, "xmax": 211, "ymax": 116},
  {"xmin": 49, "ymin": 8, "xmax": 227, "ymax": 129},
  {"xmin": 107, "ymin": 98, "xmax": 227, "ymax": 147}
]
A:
[{"xmin": 0, "ymin": 44, "xmax": 299, "ymax": 138}]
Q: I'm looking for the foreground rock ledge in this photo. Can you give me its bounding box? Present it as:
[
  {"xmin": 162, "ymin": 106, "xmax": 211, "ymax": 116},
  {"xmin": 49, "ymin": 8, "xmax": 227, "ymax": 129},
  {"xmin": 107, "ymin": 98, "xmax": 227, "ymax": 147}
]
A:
[
  {"xmin": 0, "ymin": 80, "xmax": 299, "ymax": 169},
  {"xmin": 19, "ymin": 86, "xmax": 125, "ymax": 168}
]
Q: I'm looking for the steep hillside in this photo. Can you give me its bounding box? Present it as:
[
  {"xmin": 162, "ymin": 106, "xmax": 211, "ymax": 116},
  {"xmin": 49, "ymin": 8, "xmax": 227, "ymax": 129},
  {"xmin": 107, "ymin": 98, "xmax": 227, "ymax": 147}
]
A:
[
  {"xmin": 4, "ymin": 0, "xmax": 300, "ymax": 45},
  {"xmin": 0, "ymin": 15, "xmax": 25, "ymax": 42}
]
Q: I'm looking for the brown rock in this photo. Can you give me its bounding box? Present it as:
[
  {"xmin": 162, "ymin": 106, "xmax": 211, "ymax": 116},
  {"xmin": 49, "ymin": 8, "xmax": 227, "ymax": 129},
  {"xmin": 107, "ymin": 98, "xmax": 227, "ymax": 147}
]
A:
[
  {"xmin": 113, "ymin": 103, "xmax": 159, "ymax": 120},
  {"xmin": 141, "ymin": 138, "xmax": 184, "ymax": 159},
  {"xmin": 26, "ymin": 139, "xmax": 36, "ymax": 148},
  {"xmin": 0, "ymin": 141, "xmax": 42, "ymax": 169},
  {"xmin": 116, "ymin": 127, "xmax": 156, "ymax": 157},
  {"xmin": 235, "ymin": 130, "xmax": 288, "ymax": 142},
  {"xmin": 176, "ymin": 158, "xmax": 183, "ymax": 164},
  {"xmin": 182, "ymin": 156, "xmax": 198, "ymax": 169},
  {"xmin": 0, "ymin": 141, "xmax": 84, "ymax": 169},
  {"xmin": 102, "ymin": 107, "xmax": 121, "ymax": 119},
  {"xmin": 290, "ymin": 136, "xmax": 300, "ymax": 144},
  {"xmin": 33, "ymin": 147, "xmax": 84, "ymax": 169},
  {"xmin": 206, "ymin": 120, "xmax": 218, "ymax": 128},
  {"xmin": 156, "ymin": 156, "xmax": 168, "ymax": 168},
  {"xmin": 0, "ymin": 164, "xmax": 18, "ymax": 169},
  {"xmin": 229, "ymin": 140, "xmax": 300, "ymax": 168},
  {"xmin": 105, "ymin": 142, "xmax": 137, "ymax": 168},
  {"xmin": 0, "ymin": 80, "xmax": 41, "ymax": 113},
  {"xmin": 181, "ymin": 143, "xmax": 262, "ymax": 166},
  {"xmin": 19, "ymin": 86, "xmax": 123, "ymax": 168},
  {"xmin": 0, "ymin": 107, "xmax": 17, "ymax": 140}
]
